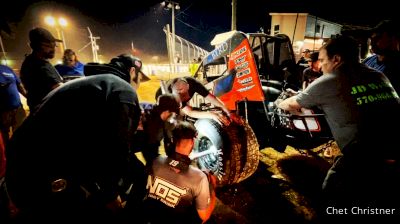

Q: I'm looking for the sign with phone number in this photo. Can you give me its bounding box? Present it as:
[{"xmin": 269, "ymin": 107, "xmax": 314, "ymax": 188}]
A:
[{"xmin": 356, "ymin": 91, "xmax": 399, "ymax": 105}]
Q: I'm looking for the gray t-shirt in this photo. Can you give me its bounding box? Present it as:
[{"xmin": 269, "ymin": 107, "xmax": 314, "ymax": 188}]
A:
[
  {"xmin": 296, "ymin": 63, "xmax": 400, "ymax": 154},
  {"xmin": 145, "ymin": 155, "xmax": 210, "ymax": 223}
]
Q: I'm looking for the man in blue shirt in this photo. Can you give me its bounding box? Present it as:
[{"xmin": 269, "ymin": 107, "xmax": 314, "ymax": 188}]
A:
[
  {"xmin": 363, "ymin": 20, "xmax": 400, "ymax": 93},
  {"xmin": 0, "ymin": 64, "xmax": 27, "ymax": 145},
  {"xmin": 55, "ymin": 49, "xmax": 84, "ymax": 80}
]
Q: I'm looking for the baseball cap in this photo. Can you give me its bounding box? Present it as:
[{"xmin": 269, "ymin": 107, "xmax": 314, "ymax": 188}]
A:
[
  {"xmin": 302, "ymin": 49, "xmax": 311, "ymax": 53},
  {"xmin": 110, "ymin": 54, "xmax": 150, "ymax": 82},
  {"xmin": 157, "ymin": 93, "xmax": 181, "ymax": 114},
  {"xmin": 29, "ymin": 27, "xmax": 62, "ymax": 44}
]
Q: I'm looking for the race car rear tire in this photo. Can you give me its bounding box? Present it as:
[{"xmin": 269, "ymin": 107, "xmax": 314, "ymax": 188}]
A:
[
  {"xmin": 193, "ymin": 119, "xmax": 259, "ymax": 185},
  {"xmin": 236, "ymin": 121, "xmax": 260, "ymax": 183}
]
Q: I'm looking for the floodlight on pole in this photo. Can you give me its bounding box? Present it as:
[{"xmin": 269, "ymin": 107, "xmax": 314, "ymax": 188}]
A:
[
  {"xmin": 58, "ymin": 18, "xmax": 68, "ymax": 27},
  {"xmin": 161, "ymin": 1, "xmax": 180, "ymax": 73},
  {"xmin": 44, "ymin": 16, "xmax": 56, "ymax": 26},
  {"xmin": 44, "ymin": 15, "xmax": 68, "ymax": 52},
  {"xmin": 58, "ymin": 18, "xmax": 68, "ymax": 50}
]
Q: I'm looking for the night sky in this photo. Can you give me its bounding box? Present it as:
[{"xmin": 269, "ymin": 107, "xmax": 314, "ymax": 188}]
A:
[{"xmin": 1, "ymin": 0, "xmax": 399, "ymax": 64}]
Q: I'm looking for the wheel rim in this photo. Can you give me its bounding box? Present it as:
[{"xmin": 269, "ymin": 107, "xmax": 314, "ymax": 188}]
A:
[{"xmin": 197, "ymin": 136, "xmax": 219, "ymax": 173}]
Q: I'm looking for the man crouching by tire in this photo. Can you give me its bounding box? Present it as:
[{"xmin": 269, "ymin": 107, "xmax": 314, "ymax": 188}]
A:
[
  {"xmin": 5, "ymin": 54, "xmax": 148, "ymax": 223},
  {"xmin": 142, "ymin": 121, "xmax": 217, "ymax": 224}
]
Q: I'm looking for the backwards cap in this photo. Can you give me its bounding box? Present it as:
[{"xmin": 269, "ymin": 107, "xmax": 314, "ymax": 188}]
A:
[{"xmin": 110, "ymin": 54, "xmax": 150, "ymax": 83}]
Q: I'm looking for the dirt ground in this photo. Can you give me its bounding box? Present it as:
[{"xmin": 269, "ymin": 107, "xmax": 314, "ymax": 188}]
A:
[
  {"xmin": 205, "ymin": 144, "xmax": 340, "ymax": 224},
  {"xmin": 137, "ymin": 74, "xmax": 171, "ymax": 103}
]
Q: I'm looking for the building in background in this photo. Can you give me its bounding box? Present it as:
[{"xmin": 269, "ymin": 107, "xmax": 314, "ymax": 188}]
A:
[{"xmin": 269, "ymin": 13, "xmax": 342, "ymax": 61}]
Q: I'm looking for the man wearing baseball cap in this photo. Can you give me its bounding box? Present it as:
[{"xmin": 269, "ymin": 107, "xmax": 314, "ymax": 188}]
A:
[
  {"xmin": 297, "ymin": 49, "xmax": 312, "ymax": 75},
  {"xmin": 20, "ymin": 27, "xmax": 64, "ymax": 111},
  {"xmin": 84, "ymin": 53, "xmax": 150, "ymax": 90}
]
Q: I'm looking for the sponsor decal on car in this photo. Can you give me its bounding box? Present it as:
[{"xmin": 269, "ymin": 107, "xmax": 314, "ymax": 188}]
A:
[
  {"xmin": 238, "ymin": 85, "xmax": 255, "ymax": 92},
  {"xmin": 238, "ymin": 77, "xmax": 253, "ymax": 85},
  {"xmin": 236, "ymin": 68, "xmax": 251, "ymax": 78},
  {"xmin": 235, "ymin": 61, "xmax": 249, "ymax": 71}
]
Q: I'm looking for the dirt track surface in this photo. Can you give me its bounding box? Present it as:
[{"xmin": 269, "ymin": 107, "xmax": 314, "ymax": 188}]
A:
[
  {"xmin": 206, "ymin": 144, "xmax": 340, "ymax": 224},
  {"xmin": 137, "ymin": 74, "xmax": 171, "ymax": 103}
]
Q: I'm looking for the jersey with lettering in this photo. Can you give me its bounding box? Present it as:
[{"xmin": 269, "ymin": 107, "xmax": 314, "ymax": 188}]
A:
[{"xmin": 144, "ymin": 154, "xmax": 210, "ymax": 224}]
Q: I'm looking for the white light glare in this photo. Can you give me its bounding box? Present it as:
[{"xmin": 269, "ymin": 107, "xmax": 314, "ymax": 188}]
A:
[
  {"xmin": 44, "ymin": 16, "xmax": 56, "ymax": 26},
  {"xmin": 58, "ymin": 18, "xmax": 68, "ymax": 27}
]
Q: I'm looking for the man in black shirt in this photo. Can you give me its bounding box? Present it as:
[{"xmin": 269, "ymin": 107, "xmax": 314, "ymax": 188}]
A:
[
  {"xmin": 297, "ymin": 49, "xmax": 311, "ymax": 74},
  {"xmin": 20, "ymin": 27, "xmax": 64, "ymax": 111},
  {"xmin": 302, "ymin": 51, "xmax": 322, "ymax": 89}
]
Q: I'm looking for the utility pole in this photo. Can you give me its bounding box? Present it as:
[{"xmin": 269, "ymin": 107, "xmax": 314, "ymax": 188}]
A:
[
  {"xmin": 60, "ymin": 29, "xmax": 67, "ymax": 50},
  {"xmin": 162, "ymin": 1, "xmax": 180, "ymax": 74},
  {"xmin": 55, "ymin": 28, "xmax": 65, "ymax": 53},
  {"xmin": 164, "ymin": 24, "xmax": 173, "ymax": 80},
  {"xmin": 87, "ymin": 27, "xmax": 100, "ymax": 62},
  {"xmin": 172, "ymin": 3, "xmax": 176, "ymax": 70},
  {"xmin": 0, "ymin": 35, "xmax": 8, "ymax": 65},
  {"xmin": 231, "ymin": 0, "xmax": 237, "ymax": 30}
]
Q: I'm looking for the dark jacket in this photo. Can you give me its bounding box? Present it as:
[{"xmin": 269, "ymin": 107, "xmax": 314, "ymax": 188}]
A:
[{"xmin": 6, "ymin": 74, "xmax": 143, "ymax": 222}]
